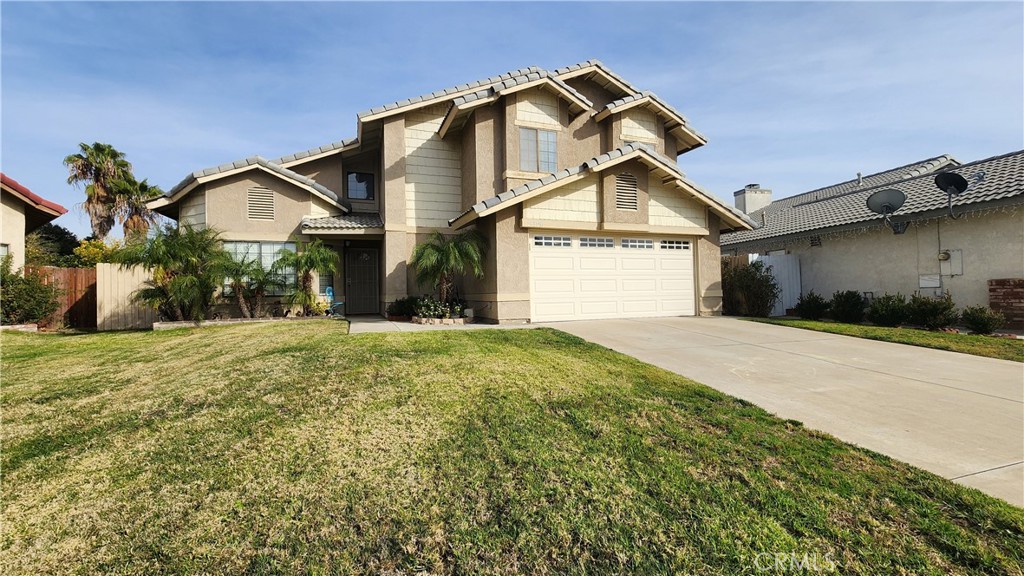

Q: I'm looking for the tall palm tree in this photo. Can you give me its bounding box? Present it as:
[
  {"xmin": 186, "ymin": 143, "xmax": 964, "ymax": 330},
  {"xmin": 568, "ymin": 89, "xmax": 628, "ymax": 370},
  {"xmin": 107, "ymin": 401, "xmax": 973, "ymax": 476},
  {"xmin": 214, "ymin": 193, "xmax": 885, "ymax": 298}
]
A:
[
  {"xmin": 116, "ymin": 178, "xmax": 163, "ymax": 239},
  {"xmin": 116, "ymin": 224, "xmax": 231, "ymax": 321},
  {"xmin": 409, "ymin": 230, "xmax": 488, "ymax": 303},
  {"xmin": 64, "ymin": 142, "xmax": 134, "ymax": 240},
  {"xmin": 273, "ymin": 239, "xmax": 338, "ymax": 315}
]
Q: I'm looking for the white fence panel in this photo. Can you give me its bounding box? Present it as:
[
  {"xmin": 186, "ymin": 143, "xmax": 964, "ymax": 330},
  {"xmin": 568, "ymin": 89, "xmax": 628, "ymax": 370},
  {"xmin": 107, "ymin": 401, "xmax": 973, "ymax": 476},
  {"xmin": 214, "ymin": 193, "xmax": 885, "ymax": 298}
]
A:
[
  {"xmin": 96, "ymin": 263, "xmax": 157, "ymax": 331},
  {"xmin": 755, "ymin": 254, "xmax": 801, "ymax": 317}
]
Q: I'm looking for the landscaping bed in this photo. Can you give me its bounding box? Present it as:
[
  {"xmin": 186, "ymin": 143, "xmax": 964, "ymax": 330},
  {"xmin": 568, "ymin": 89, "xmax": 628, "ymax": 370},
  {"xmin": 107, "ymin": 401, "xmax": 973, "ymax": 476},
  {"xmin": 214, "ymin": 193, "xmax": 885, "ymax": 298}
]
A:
[
  {"xmin": 2, "ymin": 322, "xmax": 1022, "ymax": 574},
  {"xmin": 749, "ymin": 317, "xmax": 1024, "ymax": 362}
]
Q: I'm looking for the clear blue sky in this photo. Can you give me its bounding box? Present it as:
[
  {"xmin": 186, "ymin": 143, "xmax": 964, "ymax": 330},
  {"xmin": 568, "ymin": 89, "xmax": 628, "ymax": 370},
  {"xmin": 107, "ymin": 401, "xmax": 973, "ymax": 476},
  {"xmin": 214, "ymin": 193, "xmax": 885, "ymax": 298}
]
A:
[{"xmin": 3, "ymin": 1, "xmax": 1022, "ymax": 239}]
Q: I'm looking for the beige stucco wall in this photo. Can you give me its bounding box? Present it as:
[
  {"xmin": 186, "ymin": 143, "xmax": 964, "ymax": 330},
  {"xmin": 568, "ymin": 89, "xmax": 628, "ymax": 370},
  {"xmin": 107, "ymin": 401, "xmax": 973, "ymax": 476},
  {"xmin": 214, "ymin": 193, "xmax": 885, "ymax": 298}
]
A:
[
  {"xmin": 697, "ymin": 213, "xmax": 722, "ymax": 315},
  {"xmin": 204, "ymin": 170, "xmax": 315, "ymax": 241},
  {"xmin": 1, "ymin": 192, "xmax": 27, "ymax": 270},
  {"xmin": 179, "ymin": 189, "xmax": 206, "ymax": 228},
  {"xmin": 287, "ymin": 155, "xmax": 345, "ymax": 198},
  {"xmin": 523, "ymin": 173, "xmax": 601, "ymax": 223},
  {"xmin": 785, "ymin": 209, "xmax": 1024, "ymax": 308}
]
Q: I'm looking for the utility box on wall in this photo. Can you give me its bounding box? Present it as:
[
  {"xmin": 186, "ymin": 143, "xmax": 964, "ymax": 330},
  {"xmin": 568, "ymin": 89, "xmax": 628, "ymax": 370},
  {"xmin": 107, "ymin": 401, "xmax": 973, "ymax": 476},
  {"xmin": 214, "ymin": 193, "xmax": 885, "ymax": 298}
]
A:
[{"xmin": 939, "ymin": 249, "xmax": 963, "ymax": 277}]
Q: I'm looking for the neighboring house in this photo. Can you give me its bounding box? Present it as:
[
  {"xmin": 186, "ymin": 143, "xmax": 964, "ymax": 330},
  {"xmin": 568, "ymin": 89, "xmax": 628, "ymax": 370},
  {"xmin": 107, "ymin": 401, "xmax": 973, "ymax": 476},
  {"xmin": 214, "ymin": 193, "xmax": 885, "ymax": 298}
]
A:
[
  {"xmin": 1, "ymin": 173, "xmax": 68, "ymax": 270},
  {"xmin": 721, "ymin": 150, "xmax": 1024, "ymax": 322},
  {"xmin": 149, "ymin": 60, "xmax": 755, "ymax": 322}
]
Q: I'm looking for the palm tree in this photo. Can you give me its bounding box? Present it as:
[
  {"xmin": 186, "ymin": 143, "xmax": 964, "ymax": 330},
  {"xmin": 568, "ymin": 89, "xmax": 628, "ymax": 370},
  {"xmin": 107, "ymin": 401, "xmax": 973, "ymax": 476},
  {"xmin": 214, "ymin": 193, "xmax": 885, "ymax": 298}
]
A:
[
  {"xmin": 64, "ymin": 142, "xmax": 134, "ymax": 240},
  {"xmin": 245, "ymin": 264, "xmax": 285, "ymax": 318},
  {"xmin": 273, "ymin": 239, "xmax": 338, "ymax": 316},
  {"xmin": 116, "ymin": 224, "xmax": 231, "ymax": 321},
  {"xmin": 116, "ymin": 178, "xmax": 163, "ymax": 239},
  {"xmin": 223, "ymin": 257, "xmax": 260, "ymax": 318},
  {"xmin": 409, "ymin": 230, "xmax": 488, "ymax": 303}
]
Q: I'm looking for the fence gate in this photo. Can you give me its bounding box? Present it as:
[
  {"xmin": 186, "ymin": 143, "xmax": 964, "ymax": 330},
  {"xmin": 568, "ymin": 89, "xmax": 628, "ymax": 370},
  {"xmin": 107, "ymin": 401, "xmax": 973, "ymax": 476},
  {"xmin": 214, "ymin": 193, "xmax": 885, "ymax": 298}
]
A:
[
  {"xmin": 754, "ymin": 254, "xmax": 801, "ymax": 317},
  {"xmin": 26, "ymin": 266, "xmax": 97, "ymax": 328},
  {"xmin": 96, "ymin": 263, "xmax": 157, "ymax": 331}
]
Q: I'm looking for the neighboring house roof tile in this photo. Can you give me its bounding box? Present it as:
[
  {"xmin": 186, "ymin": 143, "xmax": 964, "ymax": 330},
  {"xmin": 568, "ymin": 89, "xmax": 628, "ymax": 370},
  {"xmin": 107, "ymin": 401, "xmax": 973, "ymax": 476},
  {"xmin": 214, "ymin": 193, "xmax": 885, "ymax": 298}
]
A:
[
  {"xmin": 163, "ymin": 156, "xmax": 343, "ymax": 205},
  {"xmin": 301, "ymin": 213, "xmax": 383, "ymax": 231},
  {"xmin": 450, "ymin": 142, "xmax": 757, "ymax": 230},
  {"xmin": 722, "ymin": 150, "xmax": 1024, "ymax": 248},
  {"xmin": 0, "ymin": 173, "xmax": 68, "ymax": 215}
]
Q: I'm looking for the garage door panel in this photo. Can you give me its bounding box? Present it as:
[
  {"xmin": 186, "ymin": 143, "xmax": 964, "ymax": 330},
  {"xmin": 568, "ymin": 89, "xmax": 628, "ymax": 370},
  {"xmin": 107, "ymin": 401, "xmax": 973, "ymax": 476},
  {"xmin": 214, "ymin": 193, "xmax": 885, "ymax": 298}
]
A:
[
  {"xmin": 622, "ymin": 278, "xmax": 658, "ymax": 292},
  {"xmin": 579, "ymin": 278, "xmax": 618, "ymax": 293},
  {"xmin": 530, "ymin": 232, "xmax": 695, "ymax": 322},
  {"xmin": 621, "ymin": 257, "xmax": 656, "ymax": 271}
]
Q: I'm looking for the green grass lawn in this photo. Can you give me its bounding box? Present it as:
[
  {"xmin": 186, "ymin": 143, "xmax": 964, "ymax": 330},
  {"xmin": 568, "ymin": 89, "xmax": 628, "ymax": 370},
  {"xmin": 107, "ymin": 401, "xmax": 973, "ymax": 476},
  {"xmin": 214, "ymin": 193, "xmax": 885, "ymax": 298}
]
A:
[
  {"xmin": 746, "ymin": 318, "xmax": 1024, "ymax": 363},
  {"xmin": 2, "ymin": 322, "xmax": 1022, "ymax": 575}
]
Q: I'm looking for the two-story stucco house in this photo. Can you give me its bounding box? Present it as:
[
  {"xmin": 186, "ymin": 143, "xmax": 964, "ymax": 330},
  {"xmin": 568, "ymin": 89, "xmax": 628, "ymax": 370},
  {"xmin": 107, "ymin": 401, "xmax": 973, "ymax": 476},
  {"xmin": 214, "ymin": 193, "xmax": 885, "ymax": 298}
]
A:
[
  {"xmin": 1, "ymin": 173, "xmax": 68, "ymax": 270},
  {"xmin": 149, "ymin": 60, "xmax": 755, "ymax": 323}
]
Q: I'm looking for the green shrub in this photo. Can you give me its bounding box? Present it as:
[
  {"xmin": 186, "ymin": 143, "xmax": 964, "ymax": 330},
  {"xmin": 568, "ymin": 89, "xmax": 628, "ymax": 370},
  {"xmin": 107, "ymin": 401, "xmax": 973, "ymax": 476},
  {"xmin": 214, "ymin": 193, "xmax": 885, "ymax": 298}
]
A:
[
  {"xmin": 0, "ymin": 255, "xmax": 61, "ymax": 325},
  {"xmin": 794, "ymin": 291, "xmax": 830, "ymax": 320},
  {"xmin": 386, "ymin": 296, "xmax": 419, "ymax": 317},
  {"xmin": 961, "ymin": 305, "xmax": 1005, "ymax": 335},
  {"xmin": 908, "ymin": 292, "xmax": 960, "ymax": 330},
  {"xmin": 867, "ymin": 293, "xmax": 909, "ymax": 327},
  {"xmin": 830, "ymin": 290, "xmax": 866, "ymax": 324},
  {"xmin": 721, "ymin": 260, "xmax": 781, "ymax": 317}
]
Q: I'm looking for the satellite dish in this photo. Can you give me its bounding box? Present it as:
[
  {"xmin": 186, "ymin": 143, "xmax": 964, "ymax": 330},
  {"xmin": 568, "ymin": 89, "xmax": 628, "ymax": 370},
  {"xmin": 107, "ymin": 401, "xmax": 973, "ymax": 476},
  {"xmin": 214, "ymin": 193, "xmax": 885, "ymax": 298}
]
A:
[
  {"xmin": 934, "ymin": 171, "xmax": 968, "ymax": 219},
  {"xmin": 935, "ymin": 172, "xmax": 968, "ymax": 196},
  {"xmin": 866, "ymin": 188, "xmax": 906, "ymax": 215}
]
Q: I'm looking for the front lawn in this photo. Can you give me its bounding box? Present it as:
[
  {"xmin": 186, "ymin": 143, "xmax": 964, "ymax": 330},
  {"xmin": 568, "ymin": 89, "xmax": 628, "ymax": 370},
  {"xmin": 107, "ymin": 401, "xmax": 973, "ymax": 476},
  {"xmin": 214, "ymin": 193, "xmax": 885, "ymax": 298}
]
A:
[
  {"xmin": 747, "ymin": 318, "xmax": 1024, "ymax": 362},
  {"xmin": 2, "ymin": 322, "xmax": 1022, "ymax": 574}
]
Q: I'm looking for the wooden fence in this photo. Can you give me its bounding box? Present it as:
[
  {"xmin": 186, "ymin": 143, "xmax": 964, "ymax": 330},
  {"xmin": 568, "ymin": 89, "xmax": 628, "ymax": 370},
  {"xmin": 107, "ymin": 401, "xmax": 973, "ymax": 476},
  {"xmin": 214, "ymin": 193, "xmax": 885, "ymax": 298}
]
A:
[
  {"xmin": 96, "ymin": 263, "xmax": 156, "ymax": 331},
  {"xmin": 25, "ymin": 266, "xmax": 97, "ymax": 329}
]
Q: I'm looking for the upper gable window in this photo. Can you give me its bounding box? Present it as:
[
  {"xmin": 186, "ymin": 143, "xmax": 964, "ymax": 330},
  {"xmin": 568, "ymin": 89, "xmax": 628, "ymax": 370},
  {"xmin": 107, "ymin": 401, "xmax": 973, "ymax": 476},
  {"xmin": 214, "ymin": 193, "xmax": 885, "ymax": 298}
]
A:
[
  {"xmin": 347, "ymin": 172, "xmax": 374, "ymax": 201},
  {"xmin": 247, "ymin": 186, "xmax": 275, "ymax": 221},
  {"xmin": 615, "ymin": 173, "xmax": 638, "ymax": 211},
  {"xmin": 520, "ymin": 128, "xmax": 557, "ymax": 173}
]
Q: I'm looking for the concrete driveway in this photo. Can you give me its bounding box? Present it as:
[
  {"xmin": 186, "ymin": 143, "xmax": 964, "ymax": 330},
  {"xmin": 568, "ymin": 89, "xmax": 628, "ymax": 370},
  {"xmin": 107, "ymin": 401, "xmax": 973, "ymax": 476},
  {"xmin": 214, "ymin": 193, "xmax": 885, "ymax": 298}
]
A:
[{"xmin": 543, "ymin": 316, "xmax": 1024, "ymax": 506}]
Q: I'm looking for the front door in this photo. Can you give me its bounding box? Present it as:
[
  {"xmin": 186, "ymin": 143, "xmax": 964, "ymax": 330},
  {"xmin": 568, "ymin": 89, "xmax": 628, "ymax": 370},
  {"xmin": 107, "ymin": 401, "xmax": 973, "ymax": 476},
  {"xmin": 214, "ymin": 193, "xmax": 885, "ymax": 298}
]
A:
[{"xmin": 345, "ymin": 248, "xmax": 379, "ymax": 314}]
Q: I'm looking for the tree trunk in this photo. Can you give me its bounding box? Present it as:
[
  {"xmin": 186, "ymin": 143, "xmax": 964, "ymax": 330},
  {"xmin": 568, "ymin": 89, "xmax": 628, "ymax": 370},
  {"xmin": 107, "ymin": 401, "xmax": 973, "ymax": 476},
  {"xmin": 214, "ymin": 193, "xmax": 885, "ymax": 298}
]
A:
[
  {"xmin": 302, "ymin": 273, "xmax": 314, "ymax": 315},
  {"xmin": 173, "ymin": 305, "xmax": 184, "ymax": 322},
  {"xmin": 253, "ymin": 290, "xmax": 264, "ymax": 318},
  {"xmin": 234, "ymin": 282, "xmax": 251, "ymax": 318}
]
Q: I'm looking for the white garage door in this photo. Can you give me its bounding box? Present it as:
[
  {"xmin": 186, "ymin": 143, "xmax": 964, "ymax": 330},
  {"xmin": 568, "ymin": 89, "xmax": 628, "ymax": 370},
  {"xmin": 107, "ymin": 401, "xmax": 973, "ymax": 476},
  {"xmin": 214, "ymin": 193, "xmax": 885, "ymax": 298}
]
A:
[{"xmin": 529, "ymin": 233, "xmax": 696, "ymax": 322}]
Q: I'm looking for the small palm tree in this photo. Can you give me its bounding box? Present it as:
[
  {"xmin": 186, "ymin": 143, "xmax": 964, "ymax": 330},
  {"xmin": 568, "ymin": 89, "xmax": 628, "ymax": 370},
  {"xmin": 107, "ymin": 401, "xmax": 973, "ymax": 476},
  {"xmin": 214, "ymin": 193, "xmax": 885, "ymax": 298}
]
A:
[
  {"xmin": 64, "ymin": 142, "xmax": 134, "ymax": 240},
  {"xmin": 409, "ymin": 230, "xmax": 488, "ymax": 303},
  {"xmin": 116, "ymin": 224, "xmax": 231, "ymax": 321},
  {"xmin": 273, "ymin": 239, "xmax": 338, "ymax": 315},
  {"xmin": 223, "ymin": 257, "xmax": 260, "ymax": 318},
  {"xmin": 245, "ymin": 264, "xmax": 285, "ymax": 318}
]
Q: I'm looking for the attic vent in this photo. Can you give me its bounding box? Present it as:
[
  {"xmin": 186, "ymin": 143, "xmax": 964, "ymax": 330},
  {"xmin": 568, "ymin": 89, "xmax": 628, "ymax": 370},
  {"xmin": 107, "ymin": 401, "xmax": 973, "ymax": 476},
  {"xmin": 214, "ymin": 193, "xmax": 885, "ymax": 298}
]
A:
[
  {"xmin": 809, "ymin": 235, "xmax": 822, "ymax": 247},
  {"xmin": 615, "ymin": 172, "xmax": 638, "ymax": 211},
  {"xmin": 247, "ymin": 187, "xmax": 275, "ymax": 221}
]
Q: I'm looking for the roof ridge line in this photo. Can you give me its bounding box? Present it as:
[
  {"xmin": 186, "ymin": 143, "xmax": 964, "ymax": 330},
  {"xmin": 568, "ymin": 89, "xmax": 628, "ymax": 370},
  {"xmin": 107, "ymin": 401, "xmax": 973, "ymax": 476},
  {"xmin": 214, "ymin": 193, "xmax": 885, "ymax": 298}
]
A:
[{"xmin": 779, "ymin": 153, "xmax": 959, "ymax": 204}]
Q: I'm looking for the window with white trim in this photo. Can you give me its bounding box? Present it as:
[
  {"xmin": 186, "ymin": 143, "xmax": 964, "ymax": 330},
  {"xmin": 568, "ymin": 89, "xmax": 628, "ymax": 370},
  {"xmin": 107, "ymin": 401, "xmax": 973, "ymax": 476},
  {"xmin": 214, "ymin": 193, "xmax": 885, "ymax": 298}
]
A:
[
  {"xmin": 660, "ymin": 240, "xmax": 691, "ymax": 250},
  {"xmin": 579, "ymin": 237, "xmax": 614, "ymax": 248},
  {"xmin": 615, "ymin": 172, "xmax": 638, "ymax": 211},
  {"xmin": 0, "ymin": 244, "xmax": 8, "ymax": 257},
  {"xmin": 622, "ymin": 239, "xmax": 654, "ymax": 249},
  {"xmin": 247, "ymin": 186, "xmax": 275, "ymax": 221},
  {"xmin": 319, "ymin": 271, "xmax": 334, "ymax": 296},
  {"xmin": 520, "ymin": 128, "xmax": 557, "ymax": 173},
  {"xmin": 223, "ymin": 240, "xmax": 296, "ymax": 296},
  {"xmin": 533, "ymin": 235, "xmax": 571, "ymax": 247}
]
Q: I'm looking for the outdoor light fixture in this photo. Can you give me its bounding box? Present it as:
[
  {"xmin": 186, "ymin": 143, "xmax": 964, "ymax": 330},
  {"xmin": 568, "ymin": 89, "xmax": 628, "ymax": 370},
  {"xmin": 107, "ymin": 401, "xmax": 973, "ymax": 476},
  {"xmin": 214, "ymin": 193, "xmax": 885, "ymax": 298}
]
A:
[
  {"xmin": 866, "ymin": 188, "xmax": 908, "ymax": 234},
  {"xmin": 934, "ymin": 171, "xmax": 969, "ymax": 220}
]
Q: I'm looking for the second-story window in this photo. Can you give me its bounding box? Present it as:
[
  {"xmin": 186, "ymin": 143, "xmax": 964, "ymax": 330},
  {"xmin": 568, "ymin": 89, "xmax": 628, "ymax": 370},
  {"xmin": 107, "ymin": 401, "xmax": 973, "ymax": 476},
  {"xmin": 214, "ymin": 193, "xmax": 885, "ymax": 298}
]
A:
[
  {"xmin": 347, "ymin": 172, "xmax": 374, "ymax": 201},
  {"xmin": 520, "ymin": 128, "xmax": 557, "ymax": 173}
]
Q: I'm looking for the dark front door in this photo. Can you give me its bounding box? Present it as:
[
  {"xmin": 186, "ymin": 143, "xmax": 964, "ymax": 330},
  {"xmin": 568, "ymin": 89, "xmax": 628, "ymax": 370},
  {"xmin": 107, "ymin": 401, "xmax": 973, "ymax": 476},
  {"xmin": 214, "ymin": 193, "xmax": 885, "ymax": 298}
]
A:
[{"xmin": 345, "ymin": 248, "xmax": 379, "ymax": 314}]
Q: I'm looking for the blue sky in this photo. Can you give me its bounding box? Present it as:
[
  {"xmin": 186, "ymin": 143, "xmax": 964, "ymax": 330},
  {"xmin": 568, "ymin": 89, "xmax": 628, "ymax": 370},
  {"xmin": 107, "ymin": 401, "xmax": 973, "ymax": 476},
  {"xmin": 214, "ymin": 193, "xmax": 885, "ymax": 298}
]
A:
[{"xmin": 2, "ymin": 1, "xmax": 1022, "ymax": 239}]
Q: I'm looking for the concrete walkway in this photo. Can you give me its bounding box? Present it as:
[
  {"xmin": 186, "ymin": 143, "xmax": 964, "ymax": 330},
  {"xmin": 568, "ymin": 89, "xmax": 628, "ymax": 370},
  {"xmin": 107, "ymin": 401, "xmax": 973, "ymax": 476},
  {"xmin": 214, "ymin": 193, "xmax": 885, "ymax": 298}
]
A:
[
  {"xmin": 347, "ymin": 315, "xmax": 527, "ymax": 334},
  {"xmin": 541, "ymin": 317, "xmax": 1024, "ymax": 506}
]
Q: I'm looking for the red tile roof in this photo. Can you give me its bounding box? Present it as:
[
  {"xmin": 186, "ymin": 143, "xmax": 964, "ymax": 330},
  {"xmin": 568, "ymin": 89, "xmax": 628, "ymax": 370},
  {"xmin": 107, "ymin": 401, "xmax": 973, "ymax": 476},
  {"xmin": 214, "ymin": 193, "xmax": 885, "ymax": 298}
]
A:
[{"xmin": 0, "ymin": 173, "xmax": 68, "ymax": 215}]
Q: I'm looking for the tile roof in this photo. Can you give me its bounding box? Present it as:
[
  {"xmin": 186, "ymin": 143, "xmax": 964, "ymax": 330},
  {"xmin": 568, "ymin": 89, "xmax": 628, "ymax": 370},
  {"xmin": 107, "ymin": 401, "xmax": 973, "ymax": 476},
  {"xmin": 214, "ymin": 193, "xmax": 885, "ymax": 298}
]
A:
[
  {"xmin": 451, "ymin": 69, "xmax": 592, "ymax": 109},
  {"xmin": 552, "ymin": 59, "xmax": 641, "ymax": 94},
  {"xmin": 301, "ymin": 213, "xmax": 383, "ymax": 231},
  {"xmin": 600, "ymin": 91, "xmax": 707, "ymax": 144},
  {"xmin": 0, "ymin": 173, "xmax": 67, "ymax": 214},
  {"xmin": 271, "ymin": 138, "xmax": 358, "ymax": 165},
  {"xmin": 755, "ymin": 154, "xmax": 958, "ymax": 218},
  {"xmin": 450, "ymin": 142, "xmax": 756, "ymax": 229},
  {"xmin": 357, "ymin": 66, "xmax": 544, "ymax": 119},
  {"xmin": 164, "ymin": 156, "xmax": 342, "ymax": 204},
  {"xmin": 722, "ymin": 150, "xmax": 1024, "ymax": 248}
]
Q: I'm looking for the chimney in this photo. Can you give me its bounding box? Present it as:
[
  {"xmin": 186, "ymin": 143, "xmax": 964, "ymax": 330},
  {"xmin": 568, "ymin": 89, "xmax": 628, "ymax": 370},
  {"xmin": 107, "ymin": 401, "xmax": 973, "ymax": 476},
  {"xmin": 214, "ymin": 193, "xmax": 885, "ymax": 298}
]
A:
[{"xmin": 733, "ymin": 183, "xmax": 773, "ymax": 214}]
